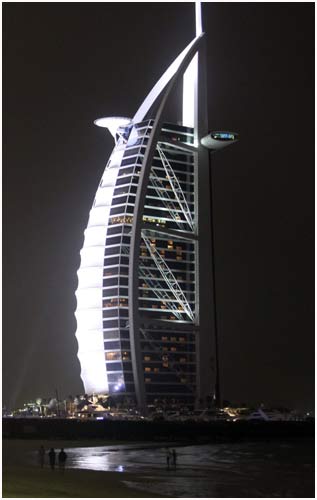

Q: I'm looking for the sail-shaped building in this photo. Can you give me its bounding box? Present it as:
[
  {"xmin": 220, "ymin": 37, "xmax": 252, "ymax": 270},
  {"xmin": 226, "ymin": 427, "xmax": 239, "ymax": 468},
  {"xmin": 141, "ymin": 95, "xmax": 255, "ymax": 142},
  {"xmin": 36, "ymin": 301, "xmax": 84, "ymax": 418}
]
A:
[{"xmin": 74, "ymin": 2, "xmax": 237, "ymax": 412}]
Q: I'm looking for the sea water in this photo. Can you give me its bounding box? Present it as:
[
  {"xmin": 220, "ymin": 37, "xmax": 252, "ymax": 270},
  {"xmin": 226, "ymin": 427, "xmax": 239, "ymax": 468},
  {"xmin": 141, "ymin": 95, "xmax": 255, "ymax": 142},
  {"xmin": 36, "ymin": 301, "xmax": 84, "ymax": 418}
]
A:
[{"xmin": 64, "ymin": 439, "xmax": 314, "ymax": 497}]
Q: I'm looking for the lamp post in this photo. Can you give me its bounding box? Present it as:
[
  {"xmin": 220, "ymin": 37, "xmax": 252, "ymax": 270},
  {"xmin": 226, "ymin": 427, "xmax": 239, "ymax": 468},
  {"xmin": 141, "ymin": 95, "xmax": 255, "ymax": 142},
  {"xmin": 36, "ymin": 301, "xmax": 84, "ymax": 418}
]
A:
[{"xmin": 201, "ymin": 131, "xmax": 239, "ymax": 408}]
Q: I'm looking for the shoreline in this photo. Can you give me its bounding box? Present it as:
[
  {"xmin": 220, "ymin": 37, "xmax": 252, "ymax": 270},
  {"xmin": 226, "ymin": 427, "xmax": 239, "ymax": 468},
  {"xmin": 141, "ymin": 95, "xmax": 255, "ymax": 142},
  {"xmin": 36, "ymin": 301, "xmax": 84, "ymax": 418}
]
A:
[
  {"xmin": 3, "ymin": 437, "xmax": 314, "ymax": 498},
  {"xmin": 2, "ymin": 439, "xmax": 164, "ymax": 498}
]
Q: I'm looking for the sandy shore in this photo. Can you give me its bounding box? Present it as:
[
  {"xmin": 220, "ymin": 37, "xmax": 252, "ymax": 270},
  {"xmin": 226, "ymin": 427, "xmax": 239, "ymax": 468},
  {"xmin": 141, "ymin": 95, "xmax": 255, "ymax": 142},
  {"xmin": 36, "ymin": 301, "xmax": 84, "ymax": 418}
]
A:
[{"xmin": 2, "ymin": 439, "xmax": 163, "ymax": 498}]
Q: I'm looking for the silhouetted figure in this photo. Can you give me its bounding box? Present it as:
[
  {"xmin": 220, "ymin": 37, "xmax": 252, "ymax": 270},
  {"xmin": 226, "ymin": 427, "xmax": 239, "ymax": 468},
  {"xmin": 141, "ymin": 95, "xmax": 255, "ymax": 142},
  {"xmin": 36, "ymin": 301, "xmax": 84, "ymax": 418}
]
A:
[
  {"xmin": 38, "ymin": 445, "xmax": 45, "ymax": 468},
  {"xmin": 166, "ymin": 447, "xmax": 171, "ymax": 470},
  {"xmin": 172, "ymin": 449, "xmax": 177, "ymax": 470},
  {"xmin": 58, "ymin": 448, "xmax": 67, "ymax": 473},
  {"xmin": 48, "ymin": 448, "xmax": 56, "ymax": 470}
]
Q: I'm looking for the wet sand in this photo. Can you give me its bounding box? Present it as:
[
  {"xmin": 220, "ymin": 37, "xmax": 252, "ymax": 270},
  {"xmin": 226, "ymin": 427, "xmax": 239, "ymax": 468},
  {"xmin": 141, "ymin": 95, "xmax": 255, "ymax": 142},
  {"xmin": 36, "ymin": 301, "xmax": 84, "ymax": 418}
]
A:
[
  {"xmin": 3, "ymin": 437, "xmax": 314, "ymax": 498},
  {"xmin": 2, "ymin": 439, "xmax": 163, "ymax": 498}
]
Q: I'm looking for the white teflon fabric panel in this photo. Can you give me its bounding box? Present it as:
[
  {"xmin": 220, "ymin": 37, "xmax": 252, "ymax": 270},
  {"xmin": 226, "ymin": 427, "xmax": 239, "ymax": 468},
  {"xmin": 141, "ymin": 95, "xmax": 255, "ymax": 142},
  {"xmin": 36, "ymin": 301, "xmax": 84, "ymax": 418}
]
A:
[{"xmin": 75, "ymin": 145, "xmax": 125, "ymax": 395}]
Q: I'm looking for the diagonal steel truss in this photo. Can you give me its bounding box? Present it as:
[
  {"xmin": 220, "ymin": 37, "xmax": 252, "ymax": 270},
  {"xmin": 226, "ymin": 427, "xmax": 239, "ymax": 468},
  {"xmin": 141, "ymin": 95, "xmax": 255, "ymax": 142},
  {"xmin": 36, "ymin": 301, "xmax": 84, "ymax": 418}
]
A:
[
  {"xmin": 149, "ymin": 169, "xmax": 184, "ymax": 229},
  {"xmin": 138, "ymin": 265, "xmax": 185, "ymax": 321},
  {"xmin": 142, "ymin": 233, "xmax": 195, "ymax": 322},
  {"xmin": 122, "ymin": 245, "xmax": 185, "ymax": 321},
  {"xmin": 156, "ymin": 143, "xmax": 195, "ymax": 232}
]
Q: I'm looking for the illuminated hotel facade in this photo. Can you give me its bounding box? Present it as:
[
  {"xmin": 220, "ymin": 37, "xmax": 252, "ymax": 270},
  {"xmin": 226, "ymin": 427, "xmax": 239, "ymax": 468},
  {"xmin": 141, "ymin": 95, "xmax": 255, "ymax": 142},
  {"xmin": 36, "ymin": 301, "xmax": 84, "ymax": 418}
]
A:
[{"xmin": 74, "ymin": 3, "xmax": 237, "ymax": 412}]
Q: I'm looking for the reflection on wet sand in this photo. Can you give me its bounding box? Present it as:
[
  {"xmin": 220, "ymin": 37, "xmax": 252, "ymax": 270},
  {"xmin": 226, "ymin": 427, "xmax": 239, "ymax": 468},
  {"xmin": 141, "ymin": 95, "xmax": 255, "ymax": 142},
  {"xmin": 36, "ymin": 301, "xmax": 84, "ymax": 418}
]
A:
[{"xmin": 62, "ymin": 440, "xmax": 314, "ymax": 498}]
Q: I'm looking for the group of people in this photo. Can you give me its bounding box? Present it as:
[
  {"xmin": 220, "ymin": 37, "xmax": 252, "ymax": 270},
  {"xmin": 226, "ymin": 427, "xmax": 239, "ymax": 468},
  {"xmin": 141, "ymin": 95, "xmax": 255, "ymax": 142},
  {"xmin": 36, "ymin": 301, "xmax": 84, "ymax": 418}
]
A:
[
  {"xmin": 38, "ymin": 446, "xmax": 67, "ymax": 471},
  {"xmin": 166, "ymin": 448, "xmax": 177, "ymax": 470}
]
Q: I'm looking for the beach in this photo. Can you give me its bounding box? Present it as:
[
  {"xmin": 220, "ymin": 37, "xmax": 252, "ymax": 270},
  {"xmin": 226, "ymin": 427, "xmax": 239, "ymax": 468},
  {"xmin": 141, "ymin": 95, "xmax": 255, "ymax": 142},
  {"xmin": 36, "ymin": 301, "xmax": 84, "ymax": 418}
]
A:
[
  {"xmin": 2, "ymin": 439, "xmax": 163, "ymax": 498},
  {"xmin": 2, "ymin": 437, "xmax": 314, "ymax": 498}
]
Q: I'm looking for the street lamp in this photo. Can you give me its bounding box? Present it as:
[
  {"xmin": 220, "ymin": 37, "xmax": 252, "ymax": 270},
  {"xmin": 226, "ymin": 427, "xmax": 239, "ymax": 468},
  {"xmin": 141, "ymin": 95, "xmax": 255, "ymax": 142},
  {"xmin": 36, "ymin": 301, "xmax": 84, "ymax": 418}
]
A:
[{"xmin": 201, "ymin": 131, "xmax": 239, "ymax": 408}]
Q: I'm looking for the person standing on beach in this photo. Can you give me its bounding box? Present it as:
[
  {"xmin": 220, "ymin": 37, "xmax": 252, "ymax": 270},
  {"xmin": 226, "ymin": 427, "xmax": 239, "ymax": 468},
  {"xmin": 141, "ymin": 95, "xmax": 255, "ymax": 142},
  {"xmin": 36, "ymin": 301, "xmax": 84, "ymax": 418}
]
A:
[
  {"xmin": 172, "ymin": 449, "xmax": 177, "ymax": 470},
  {"xmin": 58, "ymin": 448, "xmax": 67, "ymax": 473},
  {"xmin": 38, "ymin": 445, "xmax": 45, "ymax": 468},
  {"xmin": 166, "ymin": 448, "xmax": 171, "ymax": 470},
  {"xmin": 48, "ymin": 448, "xmax": 56, "ymax": 470}
]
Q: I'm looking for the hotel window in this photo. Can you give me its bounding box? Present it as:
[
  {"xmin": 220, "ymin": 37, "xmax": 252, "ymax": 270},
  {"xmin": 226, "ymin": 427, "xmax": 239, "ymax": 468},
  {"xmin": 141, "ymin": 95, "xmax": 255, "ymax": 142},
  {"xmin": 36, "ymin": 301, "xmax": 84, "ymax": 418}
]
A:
[
  {"xmin": 153, "ymin": 367, "xmax": 159, "ymax": 373},
  {"xmin": 144, "ymin": 355, "xmax": 151, "ymax": 361},
  {"xmin": 180, "ymin": 357, "xmax": 186, "ymax": 363},
  {"xmin": 179, "ymin": 337, "xmax": 185, "ymax": 342},
  {"xmin": 105, "ymin": 352, "xmax": 121, "ymax": 361},
  {"xmin": 107, "ymin": 373, "xmax": 124, "ymax": 383},
  {"xmin": 167, "ymin": 240, "xmax": 174, "ymax": 250},
  {"xmin": 122, "ymin": 352, "xmax": 130, "ymax": 361},
  {"xmin": 104, "ymin": 270, "xmax": 116, "ymax": 277},
  {"xmin": 170, "ymin": 347, "xmax": 177, "ymax": 352},
  {"xmin": 145, "ymin": 367, "xmax": 151, "ymax": 372},
  {"xmin": 161, "ymin": 336, "xmax": 168, "ymax": 341},
  {"xmin": 104, "ymin": 340, "xmax": 120, "ymax": 350},
  {"xmin": 103, "ymin": 330, "xmax": 119, "ymax": 340},
  {"xmin": 145, "ymin": 378, "xmax": 151, "ymax": 383},
  {"xmin": 163, "ymin": 362, "xmax": 169, "ymax": 368},
  {"xmin": 171, "ymin": 337, "xmax": 177, "ymax": 342},
  {"xmin": 106, "ymin": 362, "xmax": 122, "ymax": 371}
]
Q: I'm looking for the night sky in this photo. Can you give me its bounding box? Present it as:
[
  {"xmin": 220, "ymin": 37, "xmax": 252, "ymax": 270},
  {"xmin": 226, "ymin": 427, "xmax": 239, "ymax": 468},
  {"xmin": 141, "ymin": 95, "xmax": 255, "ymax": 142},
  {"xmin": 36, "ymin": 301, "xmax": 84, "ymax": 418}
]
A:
[{"xmin": 3, "ymin": 2, "xmax": 314, "ymax": 411}]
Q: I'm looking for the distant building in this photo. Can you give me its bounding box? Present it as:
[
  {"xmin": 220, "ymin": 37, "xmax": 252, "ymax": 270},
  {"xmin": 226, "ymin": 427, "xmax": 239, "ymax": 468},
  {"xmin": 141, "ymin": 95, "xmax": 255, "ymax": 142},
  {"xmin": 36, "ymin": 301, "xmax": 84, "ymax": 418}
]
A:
[{"xmin": 74, "ymin": 2, "xmax": 237, "ymax": 413}]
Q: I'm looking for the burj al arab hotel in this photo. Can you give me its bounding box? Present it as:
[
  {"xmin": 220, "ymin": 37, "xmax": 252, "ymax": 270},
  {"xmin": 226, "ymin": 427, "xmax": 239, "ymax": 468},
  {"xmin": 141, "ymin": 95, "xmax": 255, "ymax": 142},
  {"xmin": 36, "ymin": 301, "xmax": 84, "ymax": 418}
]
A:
[{"xmin": 74, "ymin": 2, "xmax": 237, "ymax": 412}]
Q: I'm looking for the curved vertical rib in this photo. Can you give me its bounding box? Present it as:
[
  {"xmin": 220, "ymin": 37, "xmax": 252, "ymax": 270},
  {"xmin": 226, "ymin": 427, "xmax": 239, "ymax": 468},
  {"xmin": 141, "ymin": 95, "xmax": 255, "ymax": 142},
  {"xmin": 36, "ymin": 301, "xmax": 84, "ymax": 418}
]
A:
[
  {"xmin": 133, "ymin": 36, "xmax": 201, "ymax": 125},
  {"xmin": 128, "ymin": 34, "xmax": 205, "ymax": 413}
]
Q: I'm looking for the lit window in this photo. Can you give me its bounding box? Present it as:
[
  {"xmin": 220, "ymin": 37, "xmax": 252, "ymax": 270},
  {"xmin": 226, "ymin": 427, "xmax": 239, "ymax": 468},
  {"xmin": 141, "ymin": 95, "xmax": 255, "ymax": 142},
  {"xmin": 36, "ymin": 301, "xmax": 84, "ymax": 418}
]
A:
[
  {"xmin": 179, "ymin": 337, "xmax": 185, "ymax": 342},
  {"xmin": 153, "ymin": 367, "xmax": 159, "ymax": 373},
  {"xmin": 162, "ymin": 336, "xmax": 168, "ymax": 341},
  {"xmin": 170, "ymin": 347, "xmax": 177, "ymax": 352},
  {"xmin": 145, "ymin": 377, "xmax": 151, "ymax": 383},
  {"xmin": 144, "ymin": 356, "xmax": 151, "ymax": 361},
  {"xmin": 163, "ymin": 362, "xmax": 169, "ymax": 368},
  {"xmin": 105, "ymin": 352, "xmax": 121, "ymax": 361},
  {"xmin": 171, "ymin": 337, "xmax": 177, "ymax": 342},
  {"xmin": 180, "ymin": 357, "xmax": 186, "ymax": 363},
  {"xmin": 145, "ymin": 367, "xmax": 151, "ymax": 372}
]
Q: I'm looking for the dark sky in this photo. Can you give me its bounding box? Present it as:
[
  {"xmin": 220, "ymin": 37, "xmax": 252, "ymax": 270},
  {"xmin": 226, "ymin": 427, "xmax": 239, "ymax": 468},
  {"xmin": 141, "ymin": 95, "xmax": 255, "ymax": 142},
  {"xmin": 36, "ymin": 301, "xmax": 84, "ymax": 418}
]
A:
[{"xmin": 3, "ymin": 2, "xmax": 314, "ymax": 411}]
